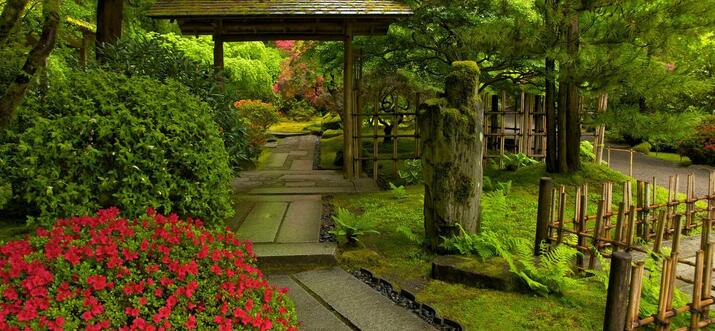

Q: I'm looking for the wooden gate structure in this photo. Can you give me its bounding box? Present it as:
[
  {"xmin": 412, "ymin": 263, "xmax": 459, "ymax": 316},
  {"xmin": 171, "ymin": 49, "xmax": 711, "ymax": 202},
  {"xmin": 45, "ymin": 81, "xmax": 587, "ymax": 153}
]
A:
[{"xmin": 146, "ymin": 0, "xmax": 414, "ymax": 180}]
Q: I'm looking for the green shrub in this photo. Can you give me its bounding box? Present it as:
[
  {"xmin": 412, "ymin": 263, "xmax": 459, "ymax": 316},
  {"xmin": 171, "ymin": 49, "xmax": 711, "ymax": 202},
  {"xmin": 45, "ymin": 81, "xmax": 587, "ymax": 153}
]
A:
[
  {"xmin": 0, "ymin": 70, "xmax": 234, "ymax": 226},
  {"xmin": 322, "ymin": 113, "xmax": 342, "ymax": 131},
  {"xmin": 234, "ymin": 100, "xmax": 280, "ymax": 146},
  {"xmin": 0, "ymin": 182, "xmax": 11, "ymax": 210},
  {"xmin": 598, "ymin": 106, "xmax": 702, "ymax": 151},
  {"xmin": 287, "ymin": 100, "xmax": 317, "ymax": 121},
  {"xmin": 633, "ymin": 141, "xmax": 652, "ymax": 155},
  {"xmin": 398, "ymin": 159, "xmax": 424, "ymax": 185},
  {"xmin": 98, "ymin": 33, "xmax": 259, "ymax": 169},
  {"xmin": 580, "ymin": 141, "xmax": 596, "ymax": 162},
  {"xmin": 503, "ymin": 153, "xmax": 539, "ymax": 171}
]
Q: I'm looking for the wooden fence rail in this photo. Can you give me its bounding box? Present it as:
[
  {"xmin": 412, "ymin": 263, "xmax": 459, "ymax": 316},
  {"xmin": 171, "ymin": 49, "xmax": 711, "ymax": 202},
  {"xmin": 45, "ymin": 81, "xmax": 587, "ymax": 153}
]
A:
[{"xmin": 534, "ymin": 171, "xmax": 715, "ymax": 330}]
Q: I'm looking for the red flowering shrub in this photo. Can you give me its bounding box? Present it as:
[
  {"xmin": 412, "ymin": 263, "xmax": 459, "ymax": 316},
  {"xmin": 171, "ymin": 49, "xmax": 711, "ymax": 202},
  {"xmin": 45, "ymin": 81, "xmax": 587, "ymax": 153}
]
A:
[
  {"xmin": 679, "ymin": 116, "xmax": 715, "ymax": 166},
  {"xmin": 0, "ymin": 208, "xmax": 299, "ymax": 330}
]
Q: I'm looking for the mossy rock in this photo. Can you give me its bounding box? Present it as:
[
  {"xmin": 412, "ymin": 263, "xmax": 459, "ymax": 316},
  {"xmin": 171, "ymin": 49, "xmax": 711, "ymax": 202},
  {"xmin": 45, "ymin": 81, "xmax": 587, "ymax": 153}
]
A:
[
  {"xmin": 431, "ymin": 255, "xmax": 529, "ymax": 293},
  {"xmin": 304, "ymin": 123, "xmax": 322, "ymax": 135},
  {"xmin": 322, "ymin": 114, "xmax": 342, "ymax": 131},
  {"xmin": 322, "ymin": 129, "xmax": 343, "ymax": 139},
  {"xmin": 339, "ymin": 248, "xmax": 383, "ymax": 268}
]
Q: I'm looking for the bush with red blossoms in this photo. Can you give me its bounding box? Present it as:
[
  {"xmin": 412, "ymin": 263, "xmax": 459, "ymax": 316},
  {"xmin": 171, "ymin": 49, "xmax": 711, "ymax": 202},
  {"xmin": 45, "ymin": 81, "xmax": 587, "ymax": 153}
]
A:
[
  {"xmin": 0, "ymin": 208, "xmax": 299, "ymax": 331},
  {"xmin": 679, "ymin": 116, "xmax": 715, "ymax": 166}
]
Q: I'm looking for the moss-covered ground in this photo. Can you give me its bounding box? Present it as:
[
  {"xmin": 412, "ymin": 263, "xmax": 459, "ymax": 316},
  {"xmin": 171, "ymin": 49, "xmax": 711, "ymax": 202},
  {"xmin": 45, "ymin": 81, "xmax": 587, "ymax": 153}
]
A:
[
  {"xmin": 650, "ymin": 151, "xmax": 692, "ymax": 167},
  {"xmin": 329, "ymin": 163, "xmax": 653, "ymax": 330},
  {"xmin": 268, "ymin": 116, "xmax": 322, "ymax": 133}
]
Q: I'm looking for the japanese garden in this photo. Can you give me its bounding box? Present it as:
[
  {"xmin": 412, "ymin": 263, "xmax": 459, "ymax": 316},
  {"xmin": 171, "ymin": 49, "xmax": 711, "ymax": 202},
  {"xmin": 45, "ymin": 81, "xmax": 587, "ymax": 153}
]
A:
[{"xmin": 2, "ymin": 0, "xmax": 715, "ymax": 330}]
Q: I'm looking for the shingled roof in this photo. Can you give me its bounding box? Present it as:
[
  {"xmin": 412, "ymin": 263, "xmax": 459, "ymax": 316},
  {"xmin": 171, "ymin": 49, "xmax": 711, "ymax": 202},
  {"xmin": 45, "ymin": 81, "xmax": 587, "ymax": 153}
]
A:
[{"xmin": 146, "ymin": 0, "xmax": 413, "ymax": 18}]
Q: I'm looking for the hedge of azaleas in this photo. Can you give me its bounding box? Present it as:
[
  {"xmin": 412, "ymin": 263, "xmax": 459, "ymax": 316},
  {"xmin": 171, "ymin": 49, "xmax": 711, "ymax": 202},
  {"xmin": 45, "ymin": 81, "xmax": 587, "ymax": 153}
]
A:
[{"xmin": 0, "ymin": 208, "xmax": 299, "ymax": 330}]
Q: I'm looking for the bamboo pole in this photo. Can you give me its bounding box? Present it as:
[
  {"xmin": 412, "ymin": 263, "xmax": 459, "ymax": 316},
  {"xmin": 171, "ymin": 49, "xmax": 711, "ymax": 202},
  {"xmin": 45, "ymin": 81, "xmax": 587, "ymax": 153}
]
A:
[
  {"xmin": 654, "ymin": 211, "xmax": 667, "ymax": 254},
  {"xmin": 615, "ymin": 202, "xmax": 627, "ymax": 249},
  {"xmin": 702, "ymin": 242, "xmax": 714, "ymax": 321},
  {"xmin": 625, "ymin": 262, "xmax": 645, "ymax": 331},
  {"xmin": 691, "ymin": 250, "xmax": 705, "ymax": 330},
  {"xmin": 557, "ymin": 186, "xmax": 566, "ymax": 243},
  {"xmin": 629, "ymin": 149, "xmax": 634, "ymax": 177},
  {"xmin": 499, "ymin": 90, "xmax": 506, "ymax": 168}
]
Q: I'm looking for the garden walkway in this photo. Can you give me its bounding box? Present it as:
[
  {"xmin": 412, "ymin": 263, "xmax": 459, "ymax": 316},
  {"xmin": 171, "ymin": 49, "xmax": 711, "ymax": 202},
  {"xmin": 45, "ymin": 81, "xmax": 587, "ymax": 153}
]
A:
[
  {"xmin": 230, "ymin": 135, "xmax": 434, "ymax": 330},
  {"xmin": 607, "ymin": 148, "xmax": 713, "ymax": 197}
]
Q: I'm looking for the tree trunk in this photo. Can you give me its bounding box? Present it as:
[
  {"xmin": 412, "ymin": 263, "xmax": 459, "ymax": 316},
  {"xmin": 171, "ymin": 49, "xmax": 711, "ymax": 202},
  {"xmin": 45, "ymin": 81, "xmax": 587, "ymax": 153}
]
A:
[
  {"xmin": 383, "ymin": 124, "xmax": 393, "ymax": 144},
  {"xmin": 419, "ymin": 61, "xmax": 483, "ymax": 251},
  {"xmin": 564, "ymin": 12, "xmax": 581, "ymax": 172},
  {"xmin": 557, "ymin": 81, "xmax": 568, "ymax": 173},
  {"xmin": 490, "ymin": 94, "xmax": 500, "ymax": 150},
  {"xmin": 0, "ymin": 0, "xmax": 59, "ymax": 129},
  {"xmin": 0, "ymin": 0, "xmax": 30, "ymax": 45},
  {"xmin": 96, "ymin": 0, "xmax": 124, "ymax": 62},
  {"xmin": 545, "ymin": 57, "xmax": 558, "ymax": 173}
]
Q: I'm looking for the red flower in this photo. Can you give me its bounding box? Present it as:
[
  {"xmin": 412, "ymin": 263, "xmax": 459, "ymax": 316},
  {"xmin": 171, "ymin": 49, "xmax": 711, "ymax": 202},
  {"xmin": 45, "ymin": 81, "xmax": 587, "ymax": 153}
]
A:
[
  {"xmin": 87, "ymin": 275, "xmax": 108, "ymax": 291},
  {"xmin": 186, "ymin": 314, "xmax": 197, "ymax": 329}
]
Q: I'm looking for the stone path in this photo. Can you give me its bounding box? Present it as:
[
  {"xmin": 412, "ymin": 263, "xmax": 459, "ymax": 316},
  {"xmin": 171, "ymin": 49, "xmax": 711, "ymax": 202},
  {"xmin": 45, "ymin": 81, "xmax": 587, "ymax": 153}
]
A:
[
  {"xmin": 231, "ymin": 135, "xmax": 432, "ymax": 330},
  {"xmin": 607, "ymin": 148, "xmax": 713, "ymax": 197},
  {"xmin": 230, "ymin": 135, "xmax": 378, "ymax": 265}
]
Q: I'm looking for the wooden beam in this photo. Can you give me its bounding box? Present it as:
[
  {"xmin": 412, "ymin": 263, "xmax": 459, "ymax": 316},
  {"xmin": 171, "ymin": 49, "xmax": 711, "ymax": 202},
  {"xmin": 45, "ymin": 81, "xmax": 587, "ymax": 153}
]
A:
[
  {"xmin": 213, "ymin": 35, "xmax": 224, "ymax": 90},
  {"xmin": 219, "ymin": 34, "xmax": 344, "ymax": 41},
  {"xmin": 343, "ymin": 23, "xmax": 354, "ymax": 179}
]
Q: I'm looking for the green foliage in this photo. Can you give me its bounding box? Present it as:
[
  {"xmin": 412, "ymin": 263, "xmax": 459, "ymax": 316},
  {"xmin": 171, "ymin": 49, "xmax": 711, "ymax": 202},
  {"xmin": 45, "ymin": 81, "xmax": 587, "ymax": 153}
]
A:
[
  {"xmin": 633, "ymin": 141, "xmax": 652, "ymax": 155},
  {"xmin": 233, "ymin": 100, "xmax": 280, "ymax": 132},
  {"xmin": 580, "ymin": 141, "xmax": 597, "ymax": 162},
  {"xmin": 598, "ymin": 107, "xmax": 703, "ymax": 151},
  {"xmin": 483, "ymin": 176, "xmax": 512, "ymax": 195},
  {"xmin": 285, "ymin": 100, "xmax": 317, "ymax": 121},
  {"xmin": 503, "ymin": 153, "xmax": 539, "ymax": 171},
  {"xmin": 398, "ymin": 159, "xmax": 424, "ymax": 185},
  {"xmin": 329, "ymin": 208, "xmax": 380, "ymax": 245},
  {"xmin": 442, "ymin": 225, "xmax": 580, "ymax": 296},
  {"xmin": 0, "ymin": 70, "xmax": 234, "ymax": 226},
  {"xmin": 97, "ymin": 33, "xmax": 259, "ymax": 169},
  {"xmin": 388, "ymin": 183, "xmax": 409, "ymax": 200},
  {"xmin": 0, "ymin": 182, "xmax": 11, "ymax": 210}
]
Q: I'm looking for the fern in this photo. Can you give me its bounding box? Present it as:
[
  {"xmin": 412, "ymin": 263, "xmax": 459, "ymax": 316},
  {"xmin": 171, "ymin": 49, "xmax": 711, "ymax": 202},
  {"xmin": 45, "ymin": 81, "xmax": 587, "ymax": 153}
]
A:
[
  {"xmin": 329, "ymin": 208, "xmax": 380, "ymax": 245},
  {"xmin": 389, "ymin": 182, "xmax": 408, "ymax": 200},
  {"xmin": 441, "ymin": 227, "xmax": 580, "ymax": 295}
]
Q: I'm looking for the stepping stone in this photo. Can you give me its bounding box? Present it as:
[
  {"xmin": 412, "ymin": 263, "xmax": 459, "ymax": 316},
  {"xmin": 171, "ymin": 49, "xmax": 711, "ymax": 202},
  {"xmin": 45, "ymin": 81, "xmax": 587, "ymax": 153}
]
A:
[
  {"xmin": 253, "ymin": 243, "xmax": 337, "ymax": 265},
  {"xmin": 294, "ymin": 268, "xmax": 436, "ymax": 331},
  {"xmin": 290, "ymin": 159, "xmax": 314, "ymax": 171},
  {"xmin": 289, "ymin": 150, "xmax": 309, "ymax": 156},
  {"xmin": 236, "ymin": 202, "xmax": 288, "ymax": 243},
  {"xmin": 285, "ymin": 182, "xmax": 317, "ymax": 187},
  {"xmin": 266, "ymin": 153, "xmax": 289, "ymax": 168},
  {"xmin": 268, "ymin": 275, "xmax": 352, "ymax": 331},
  {"xmin": 237, "ymin": 195, "xmax": 322, "ymax": 202},
  {"xmin": 249, "ymin": 187, "xmax": 356, "ymax": 195},
  {"xmin": 276, "ymin": 200, "xmax": 322, "ymax": 243}
]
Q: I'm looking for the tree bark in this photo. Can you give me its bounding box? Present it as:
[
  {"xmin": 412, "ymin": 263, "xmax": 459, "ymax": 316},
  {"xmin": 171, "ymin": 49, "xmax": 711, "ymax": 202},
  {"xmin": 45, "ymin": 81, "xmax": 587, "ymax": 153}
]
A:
[
  {"xmin": 557, "ymin": 81, "xmax": 568, "ymax": 173},
  {"xmin": 0, "ymin": 0, "xmax": 30, "ymax": 45},
  {"xmin": 564, "ymin": 12, "xmax": 581, "ymax": 172},
  {"xmin": 0, "ymin": 0, "xmax": 59, "ymax": 129},
  {"xmin": 545, "ymin": 57, "xmax": 558, "ymax": 172},
  {"xmin": 419, "ymin": 61, "xmax": 483, "ymax": 251},
  {"xmin": 96, "ymin": 0, "xmax": 124, "ymax": 62}
]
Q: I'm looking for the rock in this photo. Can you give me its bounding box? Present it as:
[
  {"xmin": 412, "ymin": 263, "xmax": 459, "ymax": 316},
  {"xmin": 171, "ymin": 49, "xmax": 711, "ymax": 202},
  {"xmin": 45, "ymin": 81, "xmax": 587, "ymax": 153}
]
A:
[
  {"xmin": 431, "ymin": 255, "xmax": 528, "ymax": 292},
  {"xmin": 322, "ymin": 114, "xmax": 342, "ymax": 131},
  {"xmin": 322, "ymin": 129, "xmax": 343, "ymax": 139},
  {"xmin": 339, "ymin": 248, "xmax": 383, "ymax": 268}
]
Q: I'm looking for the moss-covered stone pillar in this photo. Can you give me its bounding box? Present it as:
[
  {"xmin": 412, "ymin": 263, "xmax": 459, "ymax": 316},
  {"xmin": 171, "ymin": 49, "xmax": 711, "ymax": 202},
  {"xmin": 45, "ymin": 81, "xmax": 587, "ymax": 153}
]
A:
[{"xmin": 418, "ymin": 61, "xmax": 483, "ymax": 251}]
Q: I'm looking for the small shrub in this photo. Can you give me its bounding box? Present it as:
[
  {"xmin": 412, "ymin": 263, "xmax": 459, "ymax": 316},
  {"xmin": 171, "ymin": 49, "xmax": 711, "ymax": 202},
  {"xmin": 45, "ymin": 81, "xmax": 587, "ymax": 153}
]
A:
[
  {"xmin": 389, "ymin": 183, "xmax": 409, "ymax": 200},
  {"xmin": 0, "ymin": 208, "xmax": 299, "ymax": 330},
  {"xmin": 580, "ymin": 141, "xmax": 597, "ymax": 162},
  {"xmin": 287, "ymin": 101, "xmax": 317, "ymax": 121},
  {"xmin": 633, "ymin": 141, "xmax": 652, "ymax": 155},
  {"xmin": 483, "ymin": 176, "xmax": 511, "ymax": 195},
  {"xmin": 234, "ymin": 100, "xmax": 280, "ymax": 145},
  {"xmin": 0, "ymin": 182, "xmax": 11, "ymax": 210},
  {"xmin": 503, "ymin": 153, "xmax": 538, "ymax": 171},
  {"xmin": 398, "ymin": 159, "xmax": 424, "ymax": 185},
  {"xmin": 322, "ymin": 129, "xmax": 343, "ymax": 139},
  {"xmin": 679, "ymin": 117, "xmax": 715, "ymax": 166},
  {"xmin": 0, "ymin": 70, "xmax": 234, "ymax": 225},
  {"xmin": 329, "ymin": 208, "xmax": 380, "ymax": 245}
]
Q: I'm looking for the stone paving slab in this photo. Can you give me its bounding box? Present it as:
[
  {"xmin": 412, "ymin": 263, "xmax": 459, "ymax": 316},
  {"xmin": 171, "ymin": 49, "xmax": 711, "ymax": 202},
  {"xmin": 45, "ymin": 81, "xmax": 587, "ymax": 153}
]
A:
[
  {"xmin": 249, "ymin": 186, "xmax": 357, "ymax": 195},
  {"xmin": 276, "ymin": 201, "xmax": 322, "ymax": 243},
  {"xmin": 237, "ymin": 195, "xmax": 322, "ymax": 202},
  {"xmin": 268, "ymin": 275, "xmax": 352, "ymax": 331},
  {"xmin": 253, "ymin": 243, "xmax": 337, "ymax": 265},
  {"xmin": 294, "ymin": 268, "xmax": 436, "ymax": 331},
  {"xmin": 266, "ymin": 153, "xmax": 289, "ymax": 168},
  {"xmin": 236, "ymin": 202, "xmax": 288, "ymax": 243},
  {"xmin": 290, "ymin": 159, "xmax": 315, "ymax": 171}
]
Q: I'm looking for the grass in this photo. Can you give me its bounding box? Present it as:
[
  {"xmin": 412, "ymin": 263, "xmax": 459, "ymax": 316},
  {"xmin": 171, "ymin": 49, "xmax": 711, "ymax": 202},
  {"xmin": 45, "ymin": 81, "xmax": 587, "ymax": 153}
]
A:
[
  {"xmin": 268, "ymin": 116, "xmax": 321, "ymax": 133},
  {"xmin": 330, "ymin": 164, "xmax": 624, "ymax": 330},
  {"xmin": 650, "ymin": 151, "xmax": 692, "ymax": 166}
]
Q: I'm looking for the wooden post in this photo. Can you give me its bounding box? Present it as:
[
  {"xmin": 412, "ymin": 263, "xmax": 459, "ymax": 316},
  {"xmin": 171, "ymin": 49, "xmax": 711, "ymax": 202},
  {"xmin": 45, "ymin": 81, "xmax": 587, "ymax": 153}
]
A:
[
  {"xmin": 535, "ymin": 177, "xmax": 554, "ymax": 255},
  {"xmin": 213, "ymin": 35, "xmax": 224, "ymax": 90},
  {"xmin": 604, "ymin": 251, "xmax": 633, "ymax": 331},
  {"xmin": 343, "ymin": 26, "xmax": 354, "ymax": 179},
  {"xmin": 629, "ymin": 149, "xmax": 634, "ymax": 177}
]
